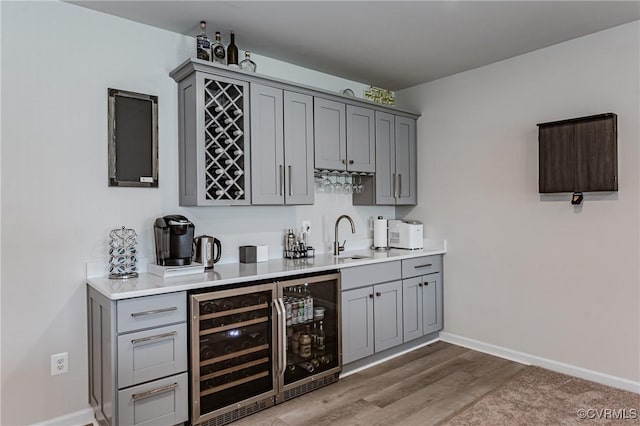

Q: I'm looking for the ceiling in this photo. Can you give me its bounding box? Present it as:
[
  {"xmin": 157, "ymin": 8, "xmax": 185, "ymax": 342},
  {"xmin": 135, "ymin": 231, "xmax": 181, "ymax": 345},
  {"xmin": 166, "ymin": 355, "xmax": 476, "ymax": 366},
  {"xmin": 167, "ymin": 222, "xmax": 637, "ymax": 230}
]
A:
[{"xmin": 68, "ymin": 1, "xmax": 640, "ymax": 91}]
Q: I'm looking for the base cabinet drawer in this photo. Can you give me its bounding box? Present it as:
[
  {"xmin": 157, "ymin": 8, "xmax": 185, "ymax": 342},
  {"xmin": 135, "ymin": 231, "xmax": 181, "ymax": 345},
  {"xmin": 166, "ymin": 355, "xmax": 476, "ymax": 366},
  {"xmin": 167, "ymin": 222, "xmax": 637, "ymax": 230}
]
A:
[
  {"xmin": 401, "ymin": 255, "xmax": 442, "ymax": 278},
  {"xmin": 117, "ymin": 323, "xmax": 188, "ymax": 388},
  {"xmin": 117, "ymin": 292, "xmax": 187, "ymax": 333},
  {"xmin": 118, "ymin": 373, "xmax": 188, "ymax": 426}
]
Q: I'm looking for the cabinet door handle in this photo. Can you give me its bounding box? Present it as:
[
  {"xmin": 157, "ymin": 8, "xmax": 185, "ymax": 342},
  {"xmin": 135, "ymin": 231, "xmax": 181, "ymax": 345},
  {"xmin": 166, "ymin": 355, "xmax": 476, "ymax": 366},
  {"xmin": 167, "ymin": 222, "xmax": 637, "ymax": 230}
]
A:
[
  {"xmin": 376, "ymin": 292, "xmax": 381, "ymax": 297},
  {"xmin": 132, "ymin": 382, "xmax": 178, "ymax": 401},
  {"xmin": 398, "ymin": 173, "xmax": 402, "ymax": 197},
  {"xmin": 425, "ymin": 282, "xmax": 430, "ymax": 286},
  {"xmin": 414, "ymin": 264, "xmax": 433, "ymax": 269},
  {"xmin": 341, "ymin": 159, "xmax": 346, "ymax": 165},
  {"xmin": 418, "ymin": 283, "xmax": 423, "ymax": 287},
  {"xmin": 279, "ymin": 165, "xmax": 284, "ymax": 196},
  {"xmin": 288, "ymin": 165, "xmax": 293, "ymax": 196},
  {"xmin": 392, "ymin": 174, "xmax": 397, "ymax": 198},
  {"xmin": 349, "ymin": 160, "xmax": 354, "ymax": 165},
  {"xmin": 131, "ymin": 307, "xmax": 177, "ymax": 318},
  {"xmin": 131, "ymin": 331, "xmax": 177, "ymax": 345},
  {"xmin": 369, "ymin": 294, "xmax": 374, "ymax": 299}
]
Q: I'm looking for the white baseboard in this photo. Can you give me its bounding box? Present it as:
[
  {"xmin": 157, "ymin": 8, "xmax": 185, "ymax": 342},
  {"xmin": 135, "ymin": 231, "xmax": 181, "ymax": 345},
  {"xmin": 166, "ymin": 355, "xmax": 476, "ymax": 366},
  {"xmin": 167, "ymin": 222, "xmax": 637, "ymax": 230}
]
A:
[
  {"xmin": 32, "ymin": 407, "xmax": 95, "ymax": 426},
  {"xmin": 440, "ymin": 332, "xmax": 640, "ymax": 394},
  {"xmin": 341, "ymin": 337, "xmax": 440, "ymax": 378}
]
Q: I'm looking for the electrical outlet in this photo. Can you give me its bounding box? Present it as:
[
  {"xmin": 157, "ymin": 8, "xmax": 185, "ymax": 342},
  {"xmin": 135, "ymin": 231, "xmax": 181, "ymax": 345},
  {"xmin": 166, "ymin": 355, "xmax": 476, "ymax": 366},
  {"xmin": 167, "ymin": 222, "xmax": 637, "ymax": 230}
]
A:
[
  {"xmin": 51, "ymin": 352, "xmax": 68, "ymax": 376},
  {"xmin": 301, "ymin": 220, "xmax": 311, "ymax": 235}
]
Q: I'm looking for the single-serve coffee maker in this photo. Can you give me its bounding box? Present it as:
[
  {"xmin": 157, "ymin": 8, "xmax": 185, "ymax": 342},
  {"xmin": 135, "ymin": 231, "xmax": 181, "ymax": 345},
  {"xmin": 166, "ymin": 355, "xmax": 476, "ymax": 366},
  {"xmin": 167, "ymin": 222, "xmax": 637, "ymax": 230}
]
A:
[{"xmin": 154, "ymin": 215, "xmax": 195, "ymax": 266}]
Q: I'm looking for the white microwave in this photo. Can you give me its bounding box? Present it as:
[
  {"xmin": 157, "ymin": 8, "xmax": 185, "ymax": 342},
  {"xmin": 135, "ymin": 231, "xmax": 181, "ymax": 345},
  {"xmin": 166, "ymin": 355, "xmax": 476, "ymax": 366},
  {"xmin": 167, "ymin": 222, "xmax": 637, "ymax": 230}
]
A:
[{"xmin": 388, "ymin": 220, "xmax": 424, "ymax": 250}]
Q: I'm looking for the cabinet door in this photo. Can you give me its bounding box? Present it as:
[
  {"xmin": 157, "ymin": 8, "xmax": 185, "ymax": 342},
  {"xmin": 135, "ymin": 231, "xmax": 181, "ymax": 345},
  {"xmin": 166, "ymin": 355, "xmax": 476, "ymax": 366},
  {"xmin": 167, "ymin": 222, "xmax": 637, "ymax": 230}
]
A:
[
  {"xmin": 539, "ymin": 124, "xmax": 576, "ymax": 193},
  {"xmin": 395, "ymin": 116, "xmax": 417, "ymax": 205},
  {"xmin": 346, "ymin": 105, "xmax": 375, "ymax": 173},
  {"xmin": 284, "ymin": 91, "xmax": 314, "ymax": 204},
  {"xmin": 373, "ymin": 280, "xmax": 403, "ymax": 352},
  {"xmin": 402, "ymin": 277, "xmax": 422, "ymax": 343},
  {"xmin": 575, "ymin": 117, "xmax": 617, "ymax": 192},
  {"xmin": 342, "ymin": 287, "xmax": 374, "ymax": 364},
  {"xmin": 422, "ymin": 273, "xmax": 443, "ymax": 335},
  {"xmin": 375, "ymin": 111, "xmax": 396, "ymax": 205},
  {"xmin": 250, "ymin": 84, "xmax": 285, "ymax": 204},
  {"xmin": 314, "ymin": 98, "xmax": 346, "ymax": 171}
]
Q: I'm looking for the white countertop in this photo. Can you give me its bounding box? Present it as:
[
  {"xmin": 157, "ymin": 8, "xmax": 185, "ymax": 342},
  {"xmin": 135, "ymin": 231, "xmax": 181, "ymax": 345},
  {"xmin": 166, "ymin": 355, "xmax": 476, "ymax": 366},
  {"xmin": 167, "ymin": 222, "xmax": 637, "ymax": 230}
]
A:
[{"xmin": 87, "ymin": 246, "xmax": 446, "ymax": 300}]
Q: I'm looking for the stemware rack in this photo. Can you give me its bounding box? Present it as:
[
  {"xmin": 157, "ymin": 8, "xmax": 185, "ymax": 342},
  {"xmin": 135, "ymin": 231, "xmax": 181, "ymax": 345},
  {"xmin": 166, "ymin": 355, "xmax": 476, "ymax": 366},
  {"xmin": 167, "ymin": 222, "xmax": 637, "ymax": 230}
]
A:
[
  {"xmin": 203, "ymin": 78, "xmax": 248, "ymax": 201},
  {"xmin": 313, "ymin": 169, "xmax": 373, "ymax": 195}
]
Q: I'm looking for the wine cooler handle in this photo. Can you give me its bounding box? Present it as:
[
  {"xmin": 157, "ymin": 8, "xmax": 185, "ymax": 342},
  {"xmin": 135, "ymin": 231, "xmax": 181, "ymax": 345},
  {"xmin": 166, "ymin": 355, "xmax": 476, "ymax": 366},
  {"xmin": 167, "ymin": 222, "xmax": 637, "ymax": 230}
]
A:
[
  {"xmin": 273, "ymin": 298, "xmax": 283, "ymax": 376},
  {"xmin": 278, "ymin": 298, "xmax": 287, "ymax": 377}
]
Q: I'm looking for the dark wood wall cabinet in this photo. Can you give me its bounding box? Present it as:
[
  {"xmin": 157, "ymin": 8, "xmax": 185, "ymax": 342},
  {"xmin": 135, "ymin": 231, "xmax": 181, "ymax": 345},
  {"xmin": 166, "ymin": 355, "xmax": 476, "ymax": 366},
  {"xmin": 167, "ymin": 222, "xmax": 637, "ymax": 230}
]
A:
[{"xmin": 538, "ymin": 113, "xmax": 617, "ymax": 194}]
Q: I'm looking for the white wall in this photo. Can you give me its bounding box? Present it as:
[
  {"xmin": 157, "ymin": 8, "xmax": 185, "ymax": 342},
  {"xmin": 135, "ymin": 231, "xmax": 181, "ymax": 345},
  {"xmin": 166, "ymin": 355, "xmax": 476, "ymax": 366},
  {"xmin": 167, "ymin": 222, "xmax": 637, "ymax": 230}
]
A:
[
  {"xmin": 396, "ymin": 21, "xmax": 640, "ymax": 384},
  {"xmin": 0, "ymin": 2, "xmax": 392, "ymax": 424}
]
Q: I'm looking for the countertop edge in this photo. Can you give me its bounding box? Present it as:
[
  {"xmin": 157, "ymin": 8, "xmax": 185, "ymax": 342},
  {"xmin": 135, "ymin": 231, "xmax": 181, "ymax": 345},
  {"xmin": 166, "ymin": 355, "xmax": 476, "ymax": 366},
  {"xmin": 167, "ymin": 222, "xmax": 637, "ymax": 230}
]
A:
[{"xmin": 88, "ymin": 248, "xmax": 446, "ymax": 300}]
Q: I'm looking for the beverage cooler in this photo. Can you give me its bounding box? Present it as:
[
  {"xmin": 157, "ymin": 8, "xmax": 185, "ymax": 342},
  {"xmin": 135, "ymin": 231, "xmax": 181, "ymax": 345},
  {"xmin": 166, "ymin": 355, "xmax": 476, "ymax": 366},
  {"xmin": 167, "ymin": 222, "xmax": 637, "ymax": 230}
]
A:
[{"xmin": 189, "ymin": 272, "xmax": 341, "ymax": 425}]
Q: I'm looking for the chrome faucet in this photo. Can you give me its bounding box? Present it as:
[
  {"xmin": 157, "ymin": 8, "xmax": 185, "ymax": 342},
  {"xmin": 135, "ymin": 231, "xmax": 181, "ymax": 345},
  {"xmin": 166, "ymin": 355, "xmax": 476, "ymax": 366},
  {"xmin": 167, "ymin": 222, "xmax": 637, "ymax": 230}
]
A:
[{"xmin": 334, "ymin": 215, "xmax": 356, "ymax": 255}]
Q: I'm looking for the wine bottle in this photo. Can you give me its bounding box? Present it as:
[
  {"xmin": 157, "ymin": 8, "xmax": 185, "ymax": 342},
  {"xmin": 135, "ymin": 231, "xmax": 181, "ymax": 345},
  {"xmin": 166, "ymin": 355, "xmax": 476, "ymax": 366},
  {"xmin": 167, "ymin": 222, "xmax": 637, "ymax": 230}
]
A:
[
  {"xmin": 196, "ymin": 21, "xmax": 211, "ymax": 61},
  {"xmin": 227, "ymin": 31, "xmax": 239, "ymax": 68}
]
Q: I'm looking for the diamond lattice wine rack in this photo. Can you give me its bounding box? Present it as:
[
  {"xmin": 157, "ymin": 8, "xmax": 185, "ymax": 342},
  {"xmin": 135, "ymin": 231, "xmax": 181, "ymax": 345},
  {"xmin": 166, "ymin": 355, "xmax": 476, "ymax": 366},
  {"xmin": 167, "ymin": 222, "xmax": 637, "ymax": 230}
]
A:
[{"xmin": 203, "ymin": 78, "xmax": 247, "ymax": 201}]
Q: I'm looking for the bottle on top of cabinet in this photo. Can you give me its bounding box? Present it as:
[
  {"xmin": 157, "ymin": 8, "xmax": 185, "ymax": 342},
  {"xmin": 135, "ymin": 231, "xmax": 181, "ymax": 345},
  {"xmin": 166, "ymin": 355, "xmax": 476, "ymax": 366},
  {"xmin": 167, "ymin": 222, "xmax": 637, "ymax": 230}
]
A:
[
  {"xmin": 227, "ymin": 31, "xmax": 239, "ymax": 68},
  {"xmin": 196, "ymin": 21, "xmax": 211, "ymax": 61},
  {"xmin": 239, "ymin": 51, "xmax": 257, "ymax": 72},
  {"xmin": 211, "ymin": 31, "xmax": 226, "ymax": 64}
]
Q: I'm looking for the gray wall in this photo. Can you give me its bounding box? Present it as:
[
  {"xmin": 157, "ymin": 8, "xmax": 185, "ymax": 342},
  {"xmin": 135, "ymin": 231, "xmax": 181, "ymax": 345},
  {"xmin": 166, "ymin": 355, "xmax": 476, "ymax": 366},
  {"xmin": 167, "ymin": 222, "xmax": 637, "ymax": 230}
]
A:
[
  {"xmin": 0, "ymin": 2, "xmax": 391, "ymax": 424},
  {"xmin": 396, "ymin": 21, "xmax": 639, "ymax": 384}
]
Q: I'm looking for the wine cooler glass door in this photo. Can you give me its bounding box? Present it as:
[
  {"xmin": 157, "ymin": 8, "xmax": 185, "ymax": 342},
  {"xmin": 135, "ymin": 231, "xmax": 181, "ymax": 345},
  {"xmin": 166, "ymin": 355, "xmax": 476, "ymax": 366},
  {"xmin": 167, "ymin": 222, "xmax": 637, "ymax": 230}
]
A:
[
  {"xmin": 190, "ymin": 283, "xmax": 277, "ymax": 424},
  {"xmin": 278, "ymin": 273, "xmax": 341, "ymax": 391}
]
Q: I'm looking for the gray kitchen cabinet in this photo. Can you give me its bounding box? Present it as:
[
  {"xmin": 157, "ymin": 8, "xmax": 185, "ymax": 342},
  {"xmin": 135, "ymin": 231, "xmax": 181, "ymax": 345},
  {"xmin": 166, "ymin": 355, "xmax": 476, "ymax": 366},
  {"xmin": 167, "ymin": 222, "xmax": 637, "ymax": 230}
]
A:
[
  {"xmin": 314, "ymin": 98, "xmax": 346, "ymax": 171},
  {"xmin": 250, "ymin": 84, "xmax": 284, "ymax": 204},
  {"xmin": 251, "ymin": 84, "xmax": 314, "ymax": 205},
  {"xmin": 346, "ymin": 105, "xmax": 376, "ymax": 173},
  {"xmin": 353, "ymin": 112, "xmax": 417, "ymax": 206},
  {"xmin": 402, "ymin": 255, "xmax": 443, "ymax": 342},
  {"xmin": 394, "ymin": 116, "xmax": 417, "ymax": 205},
  {"xmin": 341, "ymin": 286, "xmax": 374, "ymax": 364},
  {"xmin": 88, "ymin": 288, "xmax": 188, "ymax": 426},
  {"xmin": 341, "ymin": 262, "xmax": 403, "ymax": 364},
  {"xmin": 314, "ymin": 99, "xmax": 375, "ymax": 173},
  {"xmin": 175, "ymin": 71, "xmax": 251, "ymax": 205},
  {"xmin": 373, "ymin": 280, "xmax": 404, "ymax": 352},
  {"xmin": 171, "ymin": 59, "xmax": 420, "ymax": 207}
]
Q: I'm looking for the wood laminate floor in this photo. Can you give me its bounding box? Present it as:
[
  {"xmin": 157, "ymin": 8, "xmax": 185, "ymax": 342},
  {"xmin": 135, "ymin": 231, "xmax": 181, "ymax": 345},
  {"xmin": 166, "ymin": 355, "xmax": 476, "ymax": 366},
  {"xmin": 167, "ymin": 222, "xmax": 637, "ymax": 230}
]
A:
[{"xmin": 232, "ymin": 341, "xmax": 527, "ymax": 426}]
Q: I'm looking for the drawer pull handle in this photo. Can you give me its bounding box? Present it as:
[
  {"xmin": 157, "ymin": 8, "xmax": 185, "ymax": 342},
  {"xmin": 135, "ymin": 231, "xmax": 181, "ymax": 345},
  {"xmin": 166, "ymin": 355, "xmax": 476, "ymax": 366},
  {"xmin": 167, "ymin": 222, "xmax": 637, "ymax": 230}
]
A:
[
  {"xmin": 131, "ymin": 307, "xmax": 178, "ymax": 317},
  {"xmin": 131, "ymin": 331, "xmax": 177, "ymax": 345},
  {"xmin": 414, "ymin": 264, "xmax": 433, "ymax": 269},
  {"xmin": 132, "ymin": 382, "xmax": 178, "ymax": 401}
]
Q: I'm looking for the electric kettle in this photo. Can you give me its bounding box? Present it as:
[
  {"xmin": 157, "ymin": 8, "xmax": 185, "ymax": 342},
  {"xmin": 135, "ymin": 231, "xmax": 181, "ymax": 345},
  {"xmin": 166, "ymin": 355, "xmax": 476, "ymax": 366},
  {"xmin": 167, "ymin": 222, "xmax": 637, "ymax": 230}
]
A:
[{"xmin": 194, "ymin": 235, "xmax": 222, "ymax": 269}]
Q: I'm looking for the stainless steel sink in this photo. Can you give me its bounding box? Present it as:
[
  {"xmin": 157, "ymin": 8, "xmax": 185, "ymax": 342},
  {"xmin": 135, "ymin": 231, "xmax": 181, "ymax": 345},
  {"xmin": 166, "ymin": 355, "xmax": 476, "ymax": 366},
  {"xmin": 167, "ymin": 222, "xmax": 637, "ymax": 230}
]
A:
[{"xmin": 336, "ymin": 254, "xmax": 372, "ymax": 262}]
